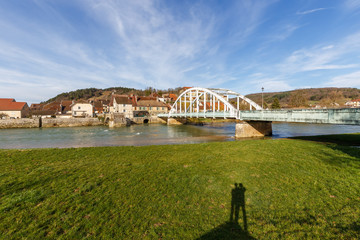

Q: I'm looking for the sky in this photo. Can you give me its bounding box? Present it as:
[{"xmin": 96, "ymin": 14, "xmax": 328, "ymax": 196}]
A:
[{"xmin": 1, "ymin": 0, "xmax": 360, "ymax": 103}]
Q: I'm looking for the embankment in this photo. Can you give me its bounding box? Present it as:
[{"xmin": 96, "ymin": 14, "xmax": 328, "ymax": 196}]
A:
[
  {"xmin": 0, "ymin": 118, "xmax": 39, "ymax": 129},
  {"xmin": 42, "ymin": 118, "xmax": 103, "ymax": 127},
  {"xmin": 0, "ymin": 117, "xmax": 166, "ymax": 129},
  {"xmin": 0, "ymin": 118, "xmax": 104, "ymax": 129}
]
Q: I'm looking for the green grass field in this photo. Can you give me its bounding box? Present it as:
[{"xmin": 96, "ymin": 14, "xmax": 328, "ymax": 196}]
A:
[{"xmin": 1, "ymin": 134, "xmax": 359, "ymax": 239}]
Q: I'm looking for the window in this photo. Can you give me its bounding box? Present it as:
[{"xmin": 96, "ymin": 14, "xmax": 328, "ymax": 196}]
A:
[
  {"xmin": 123, "ymin": 110, "xmax": 126, "ymax": 112},
  {"xmin": 157, "ymin": 107, "xmax": 159, "ymax": 110},
  {"xmin": 123, "ymin": 104, "xmax": 126, "ymax": 107},
  {"xmin": 78, "ymin": 106, "xmax": 81, "ymax": 109},
  {"xmin": 150, "ymin": 107, "xmax": 152, "ymax": 110}
]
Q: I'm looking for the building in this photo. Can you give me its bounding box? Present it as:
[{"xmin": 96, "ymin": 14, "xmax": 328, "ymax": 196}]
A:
[
  {"xmin": 110, "ymin": 95, "xmax": 133, "ymax": 118},
  {"xmin": 71, "ymin": 101, "xmax": 94, "ymax": 117},
  {"xmin": 135, "ymin": 97, "xmax": 169, "ymax": 116},
  {"xmin": 0, "ymin": 98, "xmax": 29, "ymax": 118},
  {"xmin": 60, "ymin": 100, "xmax": 73, "ymax": 114},
  {"xmin": 161, "ymin": 93, "xmax": 178, "ymax": 103},
  {"xmin": 92, "ymin": 100, "xmax": 110, "ymax": 115},
  {"xmin": 345, "ymin": 99, "xmax": 360, "ymax": 107},
  {"xmin": 42, "ymin": 102, "xmax": 62, "ymax": 115}
]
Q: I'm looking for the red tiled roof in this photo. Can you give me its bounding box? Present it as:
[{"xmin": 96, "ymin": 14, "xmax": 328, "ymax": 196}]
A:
[
  {"xmin": 30, "ymin": 103, "xmax": 44, "ymax": 110},
  {"xmin": 137, "ymin": 100, "xmax": 168, "ymax": 107},
  {"xmin": 61, "ymin": 100, "xmax": 73, "ymax": 112},
  {"xmin": 93, "ymin": 101, "xmax": 104, "ymax": 112},
  {"xmin": 351, "ymin": 99, "xmax": 360, "ymax": 102},
  {"xmin": 0, "ymin": 98, "xmax": 15, "ymax": 103},
  {"xmin": 113, "ymin": 96, "xmax": 132, "ymax": 105},
  {"xmin": 149, "ymin": 93, "xmax": 160, "ymax": 98},
  {"xmin": 43, "ymin": 102, "xmax": 61, "ymax": 111},
  {"xmin": 0, "ymin": 99, "xmax": 28, "ymax": 111},
  {"xmin": 168, "ymin": 94, "xmax": 177, "ymax": 100},
  {"xmin": 137, "ymin": 96, "xmax": 157, "ymax": 101}
]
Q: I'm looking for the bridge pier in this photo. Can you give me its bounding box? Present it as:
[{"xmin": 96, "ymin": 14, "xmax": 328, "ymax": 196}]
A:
[
  {"xmin": 235, "ymin": 121, "xmax": 272, "ymax": 138},
  {"xmin": 167, "ymin": 118, "xmax": 187, "ymax": 125}
]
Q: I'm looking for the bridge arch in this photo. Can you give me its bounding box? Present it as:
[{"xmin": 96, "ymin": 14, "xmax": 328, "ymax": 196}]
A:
[{"xmin": 168, "ymin": 87, "xmax": 262, "ymax": 119}]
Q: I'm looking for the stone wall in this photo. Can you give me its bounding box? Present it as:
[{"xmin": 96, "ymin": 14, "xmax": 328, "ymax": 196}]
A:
[
  {"xmin": 42, "ymin": 118, "xmax": 103, "ymax": 128},
  {"xmin": 0, "ymin": 118, "xmax": 40, "ymax": 129}
]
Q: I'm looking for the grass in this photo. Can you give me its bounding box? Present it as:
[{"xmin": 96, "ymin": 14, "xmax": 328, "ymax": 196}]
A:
[
  {"xmin": 292, "ymin": 133, "xmax": 360, "ymax": 146},
  {"xmin": 0, "ymin": 135, "xmax": 359, "ymax": 239}
]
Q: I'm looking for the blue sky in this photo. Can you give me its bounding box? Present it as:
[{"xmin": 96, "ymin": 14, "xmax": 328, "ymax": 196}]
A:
[{"xmin": 1, "ymin": 0, "xmax": 360, "ymax": 103}]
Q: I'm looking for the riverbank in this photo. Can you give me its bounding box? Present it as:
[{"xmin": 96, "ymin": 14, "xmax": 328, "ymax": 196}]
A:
[
  {"xmin": 0, "ymin": 116, "xmax": 166, "ymax": 129},
  {"xmin": 1, "ymin": 134, "xmax": 359, "ymax": 239}
]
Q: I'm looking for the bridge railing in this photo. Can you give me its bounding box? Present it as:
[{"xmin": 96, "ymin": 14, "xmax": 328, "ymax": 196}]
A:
[{"xmin": 239, "ymin": 108, "xmax": 360, "ymax": 125}]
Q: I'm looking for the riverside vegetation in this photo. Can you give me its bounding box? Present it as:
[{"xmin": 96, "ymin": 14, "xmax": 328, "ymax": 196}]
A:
[{"xmin": 0, "ymin": 134, "xmax": 359, "ymax": 239}]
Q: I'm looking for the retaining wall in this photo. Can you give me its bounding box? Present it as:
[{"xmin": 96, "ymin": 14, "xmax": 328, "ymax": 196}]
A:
[
  {"xmin": 0, "ymin": 118, "xmax": 40, "ymax": 129},
  {"xmin": 42, "ymin": 118, "xmax": 103, "ymax": 128}
]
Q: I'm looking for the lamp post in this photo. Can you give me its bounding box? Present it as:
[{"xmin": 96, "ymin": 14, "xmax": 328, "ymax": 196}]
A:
[{"xmin": 261, "ymin": 87, "xmax": 264, "ymax": 109}]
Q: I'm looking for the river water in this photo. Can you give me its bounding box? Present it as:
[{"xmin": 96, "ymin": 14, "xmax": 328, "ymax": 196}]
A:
[{"xmin": 1, "ymin": 123, "xmax": 360, "ymax": 149}]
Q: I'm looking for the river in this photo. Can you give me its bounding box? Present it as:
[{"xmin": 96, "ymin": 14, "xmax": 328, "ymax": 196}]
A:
[{"xmin": 1, "ymin": 123, "xmax": 360, "ymax": 149}]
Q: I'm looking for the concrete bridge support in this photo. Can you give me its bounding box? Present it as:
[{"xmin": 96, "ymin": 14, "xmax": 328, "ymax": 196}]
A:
[
  {"xmin": 235, "ymin": 121, "xmax": 272, "ymax": 138},
  {"xmin": 167, "ymin": 118, "xmax": 187, "ymax": 125}
]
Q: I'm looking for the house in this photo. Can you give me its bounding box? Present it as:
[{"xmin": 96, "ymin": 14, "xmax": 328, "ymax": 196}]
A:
[
  {"xmin": 345, "ymin": 99, "xmax": 360, "ymax": 107},
  {"xmin": 161, "ymin": 93, "xmax": 178, "ymax": 103},
  {"xmin": 110, "ymin": 95, "xmax": 133, "ymax": 118},
  {"xmin": 31, "ymin": 110, "xmax": 57, "ymax": 118},
  {"xmin": 71, "ymin": 100, "xmax": 94, "ymax": 117},
  {"xmin": 135, "ymin": 98, "xmax": 169, "ymax": 116},
  {"xmin": 0, "ymin": 98, "xmax": 29, "ymax": 118},
  {"xmin": 29, "ymin": 103, "xmax": 55, "ymax": 118},
  {"xmin": 92, "ymin": 100, "xmax": 110, "ymax": 115},
  {"xmin": 60, "ymin": 100, "xmax": 73, "ymax": 114},
  {"xmin": 30, "ymin": 103, "xmax": 44, "ymax": 111},
  {"xmin": 42, "ymin": 102, "xmax": 62, "ymax": 115}
]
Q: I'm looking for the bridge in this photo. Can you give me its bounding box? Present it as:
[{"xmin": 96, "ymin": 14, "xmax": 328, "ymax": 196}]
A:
[{"xmin": 158, "ymin": 87, "xmax": 360, "ymax": 138}]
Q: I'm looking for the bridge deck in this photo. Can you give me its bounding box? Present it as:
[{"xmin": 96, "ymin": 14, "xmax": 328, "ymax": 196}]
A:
[{"xmin": 159, "ymin": 108, "xmax": 360, "ymax": 125}]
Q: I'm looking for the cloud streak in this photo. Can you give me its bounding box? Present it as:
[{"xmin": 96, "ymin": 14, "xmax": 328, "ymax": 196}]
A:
[{"xmin": 296, "ymin": 8, "xmax": 328, "ymax": 15}]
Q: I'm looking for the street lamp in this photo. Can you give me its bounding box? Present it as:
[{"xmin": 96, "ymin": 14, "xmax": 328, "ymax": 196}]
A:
[{"xmin": 261, "ymin": 87, "xmax": 264, "ymax": 109}]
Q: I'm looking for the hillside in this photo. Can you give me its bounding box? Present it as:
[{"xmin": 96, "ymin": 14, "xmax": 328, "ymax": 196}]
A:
[
  {"xmin": 43, "ymin": 86, "xmax": 360, "ymax": 109},
  {"xmin": 43, "ymin": 86, "xmax": 183, "ymax": 103},
  {"xmin": 245, "ymin": 87, "xmax": 360, "ymax": 108},
  {"xmin": 43, "ymin": 87, "xmax": 143, "ymax": 103}
]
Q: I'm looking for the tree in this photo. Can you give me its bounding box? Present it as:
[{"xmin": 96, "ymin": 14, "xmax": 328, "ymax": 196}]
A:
[
  {"xmin": 0, "ymin": 113, "xmax": 8, "ymax": 119},
  {"xmin": 271, "ymin": 98, "xmax": 281, "ymax": 109},
  {"xmin": 144, "ymin": 87, "xmax": 154, "ymax": 96},
  {"xmin": 289, "ymin": 91, "xmax": 307, "ymax": 108},
  {"xmin": 264, "ymin": 102, "xmax": 269, "ymax": 109}
]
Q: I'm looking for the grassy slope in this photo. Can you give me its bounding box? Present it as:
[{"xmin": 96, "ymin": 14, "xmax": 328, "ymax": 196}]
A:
[{"xmin": 0, "ymin": 138, "xmax": 359, "ymax": 239}]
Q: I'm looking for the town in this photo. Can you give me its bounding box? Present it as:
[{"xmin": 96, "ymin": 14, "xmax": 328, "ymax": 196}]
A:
[
  {"xmin": 0, "ymin": 90, "xmax": 181, "ymax": 128},
  {"xmin": 1, "ymin": 87, "xmax": 360, "ymax": 129}
]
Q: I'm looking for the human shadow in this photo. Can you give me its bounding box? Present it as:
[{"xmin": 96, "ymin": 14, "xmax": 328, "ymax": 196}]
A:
[
  {"xmin": 197, "ymin": 183, "xmax": 255, "ymax": 240},
  {"xmin": 230, "ymin": 183, "xmax": 247, "ymax": 230}
]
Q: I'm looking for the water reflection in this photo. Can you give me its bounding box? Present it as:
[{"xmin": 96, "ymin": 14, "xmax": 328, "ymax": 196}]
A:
[{"xmin": 0, "ymin": 122, "xmax": 359, "ymax": 149}]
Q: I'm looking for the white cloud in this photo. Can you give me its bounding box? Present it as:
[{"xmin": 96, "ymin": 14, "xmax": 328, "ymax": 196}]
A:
[
  {"xmin": 296, "ymin": 8, "xmax": 328, "ymax": 15},
  {"xmin": 327, "ymin": 71, "xmax": 360, "ymax": 87},
  {"xmin": 279, "ymin": 31, "xmax": 360, "ymax": 74}
]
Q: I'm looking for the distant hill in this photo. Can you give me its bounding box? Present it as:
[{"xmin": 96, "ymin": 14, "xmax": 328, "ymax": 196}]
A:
[
  {"xmin": 43, "ymin": 86, "xmax": 360, "ymax": 109},
  {"xmin": 245, "ymin": 87, "xmax": 360, "ymax": 108},
  {"xmin": 42, "ymin": 86, "xmax": 184, "ymax": 103}
]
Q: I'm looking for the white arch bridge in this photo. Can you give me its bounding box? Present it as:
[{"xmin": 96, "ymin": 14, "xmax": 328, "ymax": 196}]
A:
[
  {"xmin": 164, "ymin": 87, "xmax": 262, "ymax": 119},
  {"xmin": 158, "ymin": 87, "xmax": 360, "ymax": 138}
]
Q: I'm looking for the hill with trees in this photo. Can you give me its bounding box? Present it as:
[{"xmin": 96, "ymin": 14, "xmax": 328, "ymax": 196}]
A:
[
  {"xmin": 43, "ymin": 87, "xmax": 183, "ymax": 103},
  {"xmin": 43, "ymin": 86, "xmax": 360, "ymax": 109}
]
